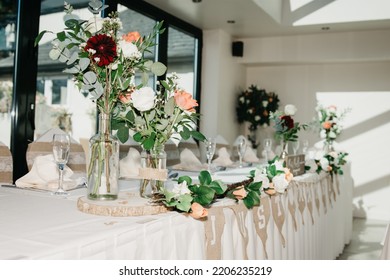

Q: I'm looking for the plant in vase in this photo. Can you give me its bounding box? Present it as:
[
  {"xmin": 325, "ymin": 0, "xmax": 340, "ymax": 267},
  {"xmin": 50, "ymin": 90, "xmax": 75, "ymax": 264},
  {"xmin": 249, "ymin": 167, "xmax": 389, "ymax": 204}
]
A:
[
  {"xmin": 312, "ymin": 104, "xmax": 350, "ymax": 151},
  {"xmin": 35, "ymin": 0, "xmax": 167, "ymax": 200},
  {"xmin": 112, "ymin": 73, "xmax": 206, "ymax": 197},
  {"xmin": 236, "ymin": 85, "xmax": 279, "ymax": 148},
  {"xmin": 269, "ymin": 104, "xmax": 306, "ymax": 159},
  {"xmin": 305, "ymin": 150, "xmax": 348, "ymax": 176}
]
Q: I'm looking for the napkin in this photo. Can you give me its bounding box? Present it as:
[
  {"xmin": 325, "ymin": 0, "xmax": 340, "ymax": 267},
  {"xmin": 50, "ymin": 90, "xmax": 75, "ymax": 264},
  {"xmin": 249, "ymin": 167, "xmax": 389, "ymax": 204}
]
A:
[
  {"xmin": 119, "ymin": 147, "xmax": 141, "ymax": 178},
  {"xmin": 212, "ymin": 147, "xmax": 234, "ymax": 167},
  {"xmin": 243, "ymin": 147, "xmax": 260, "ymax": 163},
  {"xmin": 15, "ymin": 154, "xmax": 79, "ymax": 190},
  {"xmin": 172, "ymin": 148, "xmax": 205, "ymax": 171}
]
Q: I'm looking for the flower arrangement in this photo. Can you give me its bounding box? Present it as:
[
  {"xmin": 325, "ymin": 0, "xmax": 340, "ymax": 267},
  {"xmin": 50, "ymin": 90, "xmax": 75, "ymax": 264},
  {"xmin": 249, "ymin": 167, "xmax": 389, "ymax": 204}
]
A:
[
  {"xmin": 35, "ymin": 0, "xmax": 166, "ymax": 116},
  {"xmin": 112, "ymin": 73, "xmax": 205, "ymax": 150},
  {"xmin": 35, "ymin": 0, "xmax": 169, "ymax": 199},
  {"xmin": 269, "ymin": 104, "xmax": 306, "ymax": 143},
  {"xmin": 236, "ymin": 85, "xmax": 279, "ymax": 147},
  {"xmin": 158, "ymin": 170, "xmax": 261, "ymax": 219},
  {"xmin": 313, "ymin": 104, "xmax": 350, "ymax": 144},
  {"xmin": 250, "ymin": 157, "xmax": 293, "ymax": 195},
  {"xmin": 305, "ymin": 150, "xmax": 348, "ymax": 176}
]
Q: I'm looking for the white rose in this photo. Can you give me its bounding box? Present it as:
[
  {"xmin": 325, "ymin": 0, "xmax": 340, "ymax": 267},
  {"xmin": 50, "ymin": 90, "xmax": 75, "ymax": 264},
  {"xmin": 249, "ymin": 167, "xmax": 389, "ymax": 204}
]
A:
[
  {"xmin": 253, "ymin": 171, "xmax": 270, "ymax": 190},
  {"xmin": 254, "ymin": 115, "xmax": 260, "ymax": 121},
  {"xmin": 329, "ymin": 131, "xmax": 337, "ymax": 139},
  {"xmin": 262, "ymin": 100, "xmax": 268, "ymax": 107},
  {"xmin": 131, "ymin": 87, "xmax": 156, "ymax": 111},
  {"xmin": 272, "ymin": 174, "xmax": 289, "ymax": 193},
  {"xmin": 274, "ymin": 160, "xmax": 285, "ymax": 171},
  {"xmin": 239, "ymin": 97, "xmax": 245, "ymax": 103},
  {"xmin": 284, "ymin": 104, "xmax": 297, "ymax": 116},
  {"xmin": 320, "ymin": 157, "xmax": 330, "ymax": 170},
  {"xmin": 171, "ymin": 181, "xmax": 191, "ymax": 197},
  {"xmin": 320, "ymin": 130, "xmax": 326, "ymax": 139},
  {"xmin": 314, "ymin": 150, "xmax": 325, "ymax": 160},
  {"xmin": 118, "ymin": 40, "xmax": 141, "ymax": 60},
  {"xmin": 305, "ymin": 159, "xmax": 318, "ymax": 173},
  {"xmin": 85, "ymin": 17, "xmax": 104, "ymax": 33}
]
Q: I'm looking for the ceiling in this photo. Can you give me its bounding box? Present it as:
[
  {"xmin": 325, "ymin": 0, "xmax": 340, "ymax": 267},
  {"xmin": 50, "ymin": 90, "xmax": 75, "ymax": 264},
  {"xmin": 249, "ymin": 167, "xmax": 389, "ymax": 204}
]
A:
[{"xmin": 143, "ymin": 0, "xmax": 390, "ymax": 38}]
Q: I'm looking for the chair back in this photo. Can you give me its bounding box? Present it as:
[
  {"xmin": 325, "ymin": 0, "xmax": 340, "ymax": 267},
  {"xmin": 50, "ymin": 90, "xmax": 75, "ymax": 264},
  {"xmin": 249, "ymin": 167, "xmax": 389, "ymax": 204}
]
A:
[{"xmin": 0, "ymin": 142, "xmax": 12, "ymax": 183}]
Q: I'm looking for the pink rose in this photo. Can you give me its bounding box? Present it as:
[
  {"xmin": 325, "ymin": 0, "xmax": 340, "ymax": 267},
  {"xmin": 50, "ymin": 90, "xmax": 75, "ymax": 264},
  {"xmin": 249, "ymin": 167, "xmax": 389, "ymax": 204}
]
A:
[
  {"xmin": 174, "ymin": 90, "xmax": 198, "ymax": 112},
  {"xmin": 189, "ymin": 202, "xmax": 208, "ymax": 219},
  {"xmin": 284, "ymin": 168, "xmax": 293, "ymax": 182},
  {"xmin": 119, "ymin": 92, "xmax": 131, "ymax": 104},
  {"xmin": 233, "ymin": 187, "xmax": 247, "ymax": 200},
  {"xmin": 322, "ymin": 121, "xmax": 332, "ymax": 130},
  {"xmin": 122, "ymin": 31, "xmax": 142, "ymax": 43}
]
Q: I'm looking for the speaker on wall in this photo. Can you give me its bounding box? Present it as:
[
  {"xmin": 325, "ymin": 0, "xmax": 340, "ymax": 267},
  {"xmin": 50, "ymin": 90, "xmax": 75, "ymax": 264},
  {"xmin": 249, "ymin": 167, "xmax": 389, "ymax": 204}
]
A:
[{"xmin": 232, "ymin": 41, "xmax": 244, "ymax": 57}]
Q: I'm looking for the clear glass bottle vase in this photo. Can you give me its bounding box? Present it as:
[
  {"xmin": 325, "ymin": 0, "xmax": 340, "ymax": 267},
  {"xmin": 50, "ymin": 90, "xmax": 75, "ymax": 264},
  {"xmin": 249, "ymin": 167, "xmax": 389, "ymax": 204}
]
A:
[
  {"xmin": 87, "ymin": 113, "xmax": 119, "ymax": 200},
  {"xmin": 280, "ymin": 140, "xmax": 289, "ymax": 160},
  {"xmin": 139, "ymin": 144, "xmax": 167, "ymax": 198}
]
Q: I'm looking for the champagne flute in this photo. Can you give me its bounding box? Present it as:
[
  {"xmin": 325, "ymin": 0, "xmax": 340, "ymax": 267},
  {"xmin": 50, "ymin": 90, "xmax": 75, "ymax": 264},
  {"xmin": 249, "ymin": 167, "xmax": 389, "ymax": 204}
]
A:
[
  {"xmin": 205, "ymin": 137, "xmax": 216, "ymax": 172},
  {"xmin": 52, "ymin": 133, "xmax": 71, "ymax": 196},
  {"xmin": 302, "ymin": 139, "xmax": 309, "ymax": 155},
  {"xmin": 292, "ymin": 140, "xmax": 300, "ymax": 155},
  {"xmin": 263, "ymin": 138, "xmax": 272, "ymax": 162},
  {"xmin": 237, "ymin": 136, "xmax": 247, "ymax": 168}
]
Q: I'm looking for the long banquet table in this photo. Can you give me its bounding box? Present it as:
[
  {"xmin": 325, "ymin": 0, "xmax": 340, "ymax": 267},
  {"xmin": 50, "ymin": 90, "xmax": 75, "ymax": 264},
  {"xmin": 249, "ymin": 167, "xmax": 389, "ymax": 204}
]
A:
[{"xmin": 0, "ymin": 165, "xmax": 353, "ymax": 260}]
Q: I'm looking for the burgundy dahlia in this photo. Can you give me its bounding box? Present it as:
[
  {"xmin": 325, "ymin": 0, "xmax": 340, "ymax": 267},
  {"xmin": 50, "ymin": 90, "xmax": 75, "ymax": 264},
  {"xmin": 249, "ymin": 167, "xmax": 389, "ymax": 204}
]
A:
[
  {"xmin": 85, "ymin": 34, "xmax": 117, "ymax": 67},
  {"xmin": 281, "ymin": 115, "xmax": 294, "ymax": 130}
]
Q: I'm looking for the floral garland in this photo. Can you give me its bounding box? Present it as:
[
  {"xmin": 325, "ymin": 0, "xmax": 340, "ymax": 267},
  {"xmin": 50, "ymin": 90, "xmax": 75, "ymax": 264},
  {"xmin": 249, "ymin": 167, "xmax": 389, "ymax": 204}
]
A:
[
  {"xmin": 236, "ymin": 85, "xmax": 279, "ymax": 131},
  {"xmin": 269, "ymin": 104, "xmax": 307, "ymax": 143},
  {"xmin": 156, "ymin": 170, "xmax": 261, "ymax": 219},
  {"xmin": 305, "ymin": 150, "xmax": 348, "ymax": 176},
  {"xmin": 313, "ymin": 104, "xmax": 350, "ymax": 144},
  {"xmin": 250, "ymin": 157, "xmax": 293, "ymax": 195}
]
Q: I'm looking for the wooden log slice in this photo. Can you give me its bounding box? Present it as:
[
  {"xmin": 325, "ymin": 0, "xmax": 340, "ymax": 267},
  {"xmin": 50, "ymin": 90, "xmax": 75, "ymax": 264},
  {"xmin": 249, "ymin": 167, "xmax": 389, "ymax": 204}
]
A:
[{"xmin": 77, "ymin": 192, "xmax": 169, "ymax": 216}]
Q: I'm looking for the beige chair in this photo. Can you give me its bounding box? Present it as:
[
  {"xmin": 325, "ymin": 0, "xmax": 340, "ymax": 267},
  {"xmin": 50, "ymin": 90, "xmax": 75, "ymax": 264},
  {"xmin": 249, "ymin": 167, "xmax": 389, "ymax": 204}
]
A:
[
  {"xmin": 26, "ymin": 128, "xmax": 86, "ymax": 173},
  {"xmin": 0, "ymin": 141, "xmax": 13, "ymax": 184}
]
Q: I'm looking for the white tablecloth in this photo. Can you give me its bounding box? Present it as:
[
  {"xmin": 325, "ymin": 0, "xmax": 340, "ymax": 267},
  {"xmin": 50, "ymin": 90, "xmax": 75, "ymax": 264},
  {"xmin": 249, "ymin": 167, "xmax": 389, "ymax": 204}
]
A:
[{"xmin": 0, "ymin": 166, "xmax": 353, "ymax": 260}]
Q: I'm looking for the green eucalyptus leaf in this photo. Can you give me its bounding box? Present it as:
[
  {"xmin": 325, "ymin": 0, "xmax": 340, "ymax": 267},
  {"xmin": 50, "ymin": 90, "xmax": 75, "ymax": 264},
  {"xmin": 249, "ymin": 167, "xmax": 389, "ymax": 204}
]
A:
[
  {"xmin": 83, "ymin": 71, "xmax": 97, "ymax": 85},
  {"xmin": 144, "ymin": 60, "xmax": 153, "ymax": 69},
  {"xmin": 133, "ymin": 132, "xmax": 143, "ymax": 143},
  {"xmin": 178, "ymin": 175, "xmax": 192, "ymax": 185},
  {"xmin": 209, "ymin": 180, "xmax": 227, "ymax": 195},
  {"xmin": 150, "ymin": 62, "xmax": 167, "ymax": 76},
  {"xmin": 67, "ymin": 51, "xmax": 79, "ymax": 65},
  {"xmin": 79, "ymin": 57, "xmax": 90, "ymax": 71},
  {"xmin": 63, "ymin": 66, "xmax": 80, "ymax": 74},
  {"xmin": 198, "ymin": 170, "xmax": 212, "ymax": 186},
  {"xmin": 164, "ymin": 97, "xmax": 175, "ymax": 115},
  {"xmin": 175, "ymin": 194, "xmax": 193, "ymax": 212},
  {"xmin": 193, "ymin": 185, "xmax": 215, "ymax": 205},
  {"xmin": 191, "ymin": 131, "xmax": 206, "ymax": 141},
  {"xmin": 116, "ymin": 127, "xmax": 130, "ymax": 143},
  {"xmin": 125, "ymin": 110, "xmax": 135, "ymax": 122},
  {"xmin": 141, "ymin": 72, "xmax": 149, "ymax": 86},
  {"xmin": 142, "ymin": 133, "xmax": 156, "ymax": 150},
  {"xmin": 64, "ymin": 19, "xmax": 79, "ymax": 29}
]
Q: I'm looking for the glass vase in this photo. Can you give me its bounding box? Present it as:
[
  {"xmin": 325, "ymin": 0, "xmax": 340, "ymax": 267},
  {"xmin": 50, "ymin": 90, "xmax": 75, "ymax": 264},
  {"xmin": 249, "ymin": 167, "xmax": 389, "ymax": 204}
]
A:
[
  {"xmin": 324, "ymin": 140, "xmax": 335, "ymax": 153},
  {"xmin": 87, "ymin": 113, "xmax": 119, "ymax": 200},
  {"xmin": 139, "ymin": 144, "xmax": 167, "ymax": 198},
  {"xmin": 280, "ymin": 140, "xmax": 288, "ymax": 160}
]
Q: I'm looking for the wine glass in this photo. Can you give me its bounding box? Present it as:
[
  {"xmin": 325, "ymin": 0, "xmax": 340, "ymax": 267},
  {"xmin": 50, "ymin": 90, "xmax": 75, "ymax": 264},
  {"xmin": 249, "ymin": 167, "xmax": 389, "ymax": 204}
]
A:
[
  {"xmin": 205, "ymin": 137, "xmax": 216, "ymax": 172},
  {"xmin": 263, "ymin": 138, "xmax": 272, "ymax": 162},
  {"xmin": 52, "ymin": 133, "xmax": 71, "ymax": 196},
  {"xmin": 302, "ymin": 139, "xmax": 309, "ymax": 155},
  {"xmin": 237, "ymin": 136, "xmax": 247, "ymax": 168},
  {"xmin": 292, "ymin": 140, "xmax": 300, "ymax": 155}
]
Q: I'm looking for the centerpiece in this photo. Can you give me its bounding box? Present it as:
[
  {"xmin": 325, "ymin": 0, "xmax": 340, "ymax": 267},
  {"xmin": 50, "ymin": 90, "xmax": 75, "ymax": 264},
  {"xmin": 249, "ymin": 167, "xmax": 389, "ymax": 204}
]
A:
[
  {"xmin": 236, "ymin": 85, "xmax": 279, "ymax": 148},
  {"xmin": 112, "ymin": 73, "xmax": 205, "ymax": 197},
  {"xmin": 35, "ymin": 0, "xmax": 167, "ymax": 200},
  {"xmin": 269, "ymin": 104, "xmax": 307, "ymax": 159},
  {"xmin": 313, "ymin": 104, "xmax": 350, "ymax": 152}
]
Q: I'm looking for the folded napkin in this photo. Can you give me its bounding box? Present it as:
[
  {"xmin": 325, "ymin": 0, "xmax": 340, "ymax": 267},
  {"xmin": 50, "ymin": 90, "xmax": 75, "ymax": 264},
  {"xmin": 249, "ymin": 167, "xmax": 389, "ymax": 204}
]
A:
[
  {"xmin": 172, "ymin": 148, "xmax": 205, "ymax": 171},
  {"xmin": 212, "ymin": 147, "xmax": 233, "ymax": 167},
  {"xmin": 15, "ymin": 154, "xmax": 79, "ymax": 190},
  {"xmin": 243, "ymin": 147, "xmax": 260, "ymax": 163},
  {"xmin": 119, "ymin": 147, "xmax": 141, "ymax": 178}
]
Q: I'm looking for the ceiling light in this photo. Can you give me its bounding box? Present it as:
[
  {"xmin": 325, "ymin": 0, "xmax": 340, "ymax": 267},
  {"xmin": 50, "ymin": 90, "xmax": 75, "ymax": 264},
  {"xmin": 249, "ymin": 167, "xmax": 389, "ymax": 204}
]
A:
[
  {"xmin": 321, "ymin": 26, "xmax": 330, "ymax": 30},
  {"xmin": 227, "ymin": 20, "xmax": 236, "ymax": 24},
  {"xmin": 192, "ymin": 0, "xmax": 202, "ymax": 3}
]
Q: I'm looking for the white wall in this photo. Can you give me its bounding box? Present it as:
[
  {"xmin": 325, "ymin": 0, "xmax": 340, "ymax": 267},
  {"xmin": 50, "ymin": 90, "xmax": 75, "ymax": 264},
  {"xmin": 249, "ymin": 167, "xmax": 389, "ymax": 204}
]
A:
[
  {"xmin": 201, "ymin": 28, "xmax": 390, "ymax": 221},
  {"xmin": 242, "ymin": 30, "xmax": 390, "ymax": 221},
  {"xmin": 200, "ymin": 29, "xmax": 246, "ymax": 158}
]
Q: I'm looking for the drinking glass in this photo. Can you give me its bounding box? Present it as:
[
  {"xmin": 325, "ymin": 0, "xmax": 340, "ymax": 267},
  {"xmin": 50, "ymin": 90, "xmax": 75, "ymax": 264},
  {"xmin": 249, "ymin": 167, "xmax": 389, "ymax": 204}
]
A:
[
  {"xmin": 237, "ymin": 136, "xmax": 247, "ymax": 168},
  {"xmin": 263, "ymin": 138, "xmax": 272, "ymax": 162},
  {"xmin": 302, "ymin": 139, "xmax": 309, "ymax": 155},
  {"xmin": 292, "ymin": 140, "xmax": 300, "ymax": 155},
  {"xmin": 52, "ymin": 133, "xmax": 71, "ymax": 196},
  {"xmin": 205, "ymin": 137, "xmax": 216, "ymax": 172}
]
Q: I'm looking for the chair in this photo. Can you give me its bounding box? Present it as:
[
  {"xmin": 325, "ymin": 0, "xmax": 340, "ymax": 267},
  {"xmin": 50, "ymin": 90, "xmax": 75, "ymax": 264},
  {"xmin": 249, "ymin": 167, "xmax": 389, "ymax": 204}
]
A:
[
  {"xmin": 0, "ymin": 141, "xmax": 13, "ymax": 183},
  {"xmin": 26, "ymin": 128, "xmax": 86, "ymax": 173}
]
